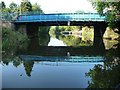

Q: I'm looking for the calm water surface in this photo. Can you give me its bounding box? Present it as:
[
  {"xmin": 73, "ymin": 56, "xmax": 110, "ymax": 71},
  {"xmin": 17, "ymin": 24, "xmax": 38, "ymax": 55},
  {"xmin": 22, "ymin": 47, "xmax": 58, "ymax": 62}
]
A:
[{"xmin": 2, "ymin": 33, "xmax": 120, "ymax": 88}]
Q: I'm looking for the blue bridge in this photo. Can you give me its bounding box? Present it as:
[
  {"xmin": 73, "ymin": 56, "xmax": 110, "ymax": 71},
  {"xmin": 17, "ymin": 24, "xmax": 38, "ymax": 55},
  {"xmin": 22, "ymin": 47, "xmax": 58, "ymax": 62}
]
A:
[
  {"xmin": 16, "ymin": 13, "xmax": 106, "ymax": 23},
  {"xmin": 14, "ymin": 13, "xmax": 120, "ymax": 37}
]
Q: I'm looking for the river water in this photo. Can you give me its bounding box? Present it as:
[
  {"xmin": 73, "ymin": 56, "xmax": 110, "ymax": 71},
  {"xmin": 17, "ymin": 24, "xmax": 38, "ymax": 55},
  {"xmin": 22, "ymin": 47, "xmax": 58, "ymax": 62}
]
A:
[{"xmin": 1, "ymin": 31, "xmax": 120, "ymax": 88}]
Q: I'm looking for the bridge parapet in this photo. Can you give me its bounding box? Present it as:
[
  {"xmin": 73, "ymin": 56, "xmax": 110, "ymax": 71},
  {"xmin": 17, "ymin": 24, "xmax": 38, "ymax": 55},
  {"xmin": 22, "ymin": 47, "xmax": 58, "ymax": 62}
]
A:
[{"xmin": 15, "ymin": 13, "xmax": 106, "ymax": 23}]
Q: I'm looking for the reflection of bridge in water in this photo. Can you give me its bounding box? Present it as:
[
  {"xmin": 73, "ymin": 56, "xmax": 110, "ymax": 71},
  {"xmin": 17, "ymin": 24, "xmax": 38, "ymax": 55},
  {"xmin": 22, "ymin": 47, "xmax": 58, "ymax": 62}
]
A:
[
  {"xmin": 17, "ymin": 42, "xmax": 105, "ymax": 56},
  {"xmin": 18, "ymin": 44, "xmax": 106, "ymax": 63},
  {"xmin": 20, "ymin": 55, "xmax": 104, "ymax": 62}
]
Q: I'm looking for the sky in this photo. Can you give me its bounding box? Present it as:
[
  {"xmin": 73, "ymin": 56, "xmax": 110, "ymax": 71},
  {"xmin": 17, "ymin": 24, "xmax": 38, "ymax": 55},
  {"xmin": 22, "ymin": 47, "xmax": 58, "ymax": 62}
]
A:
[{"xmin": 2, "ymin": 0, "xmax": 97, "ymax": 13}]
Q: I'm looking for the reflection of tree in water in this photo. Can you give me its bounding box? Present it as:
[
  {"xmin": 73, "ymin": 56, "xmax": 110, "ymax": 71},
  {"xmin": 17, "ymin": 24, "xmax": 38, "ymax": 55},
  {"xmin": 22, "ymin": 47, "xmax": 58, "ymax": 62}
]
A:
[
  {"xmin": 2, "ymin": 53, "xmax": 22, "ymax": 67},
  {"xmin": 59, "ymin": 35, "xmax": 93, "ymax": 46},
  {"xmin": 23, "ymin": 61, "xmax": 34, "ymax": 77},
  {"xmin": 60, "ymin": 35, "xmax": 81, "ymax": 46},
  {"xmin": 105, "ymin": 43, "xmax": 120, "ymax": 59},
  {"xmin": 86, "ymin": 45, "xmax": 120, "ymax": 88},
  {"xmin": 38, "ymin": 33, "xmax": 50, "ymax": 46},
  {"xmin": 49, "ymin": 26, "xmax": 94, "ymax": 47},
  {"xmin": 13, "ymin": 59, "xmax": 21, "ymax": 67},
  {"xmin": 86, "ymin": 59, "xmax": 120, "ymax": 88},
  {"xmin": 2, "ymin": 60, "xmax": 9, "ymax": 66},
  {"xmin": 2, "ymin": 28, "xmax": 29, "ymax": 58},
  {"xmin": 38, "ymin": 26, "xmax": 50, "ymax": 46},
  {"xmin": 25, "ymin": 33, "xmax": 50, "ymax": 53},
  {"xmin": 103, "ymin": 39, "xmax": 119, "ymax": 50}
]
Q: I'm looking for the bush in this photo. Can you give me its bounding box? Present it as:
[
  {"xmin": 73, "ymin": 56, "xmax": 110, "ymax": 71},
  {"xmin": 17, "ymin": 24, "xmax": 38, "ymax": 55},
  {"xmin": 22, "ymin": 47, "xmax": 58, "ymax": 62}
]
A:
[{"xmin": 2, "ymin": 27, "xmax": 29, "ymax": 51}]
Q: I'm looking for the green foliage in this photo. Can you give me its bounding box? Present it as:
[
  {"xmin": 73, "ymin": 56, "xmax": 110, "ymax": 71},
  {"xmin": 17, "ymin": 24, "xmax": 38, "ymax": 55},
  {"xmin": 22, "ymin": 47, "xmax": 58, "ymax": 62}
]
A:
[
  {"xmin": 89, "ymin": 0, "xmax": 120, "ymax": 28},
  {"xmin": 0, "ymin": 1, "xmax": 6, "ymax": 13},
  {"xmin": 39, "ymin": 26, "xmax": 50, "ymax": 33},
  {"xmin": 2, "ymin": 27, "xmax": 29, "ymax": 51},
  {"xmin": 0, "ymin": 1, "xmax": 11, "ymax": 14},
  {"xmin": 49, "ymin": 26, "xmax": 81, "ymax": 39},
  {"xmin": 86, "ymin": 60, "xmax": 120, "ymax": 88},
  {"xmin": 2, "ymin": 12, "xmax": 12, "ymax": 20},
  {"xmin": 106, "ymin": 12, "xmax": 117, "ymax": 29},
  {"xmin": 1, "ymin": 1, "xmax": 19, "ymax": 20},
  {"xmin": 92, "ymin": 1, "xmax": 106, "ymax": 15},
  {"xmin": 32, "ymin": 3, "xmax": 43, "ymax": 13},
  {"xmin": 49, "ymin": 26, "xmax": 57, "ymax": 38},
  {"xmin": 50, "ymin": 26, "xmax": 81, "ymax": 32},
  {"xmin": 61, "ymin": 35, "xmax": 81, "ymax": 46},
  {"xmin": 0, "ymin": 1, "xmax": 6, "ymax": 9},
  {"xmin": 38, "ymin": 33, "xmax": 50, "ymax": 46},
  {"xmin": 59, "ymin": 35, "xmax": 93, "ymax": 46},
  {"xmin": 23, "ymin": 61, "xmax": 34, "ymax": 77},
  {"xmin": 20, "ymin": 0, "xmax": 32, "ymax": 12},
  {"xmin": 2, "ymin": 55, "xmax": 22, "ymax": 66},
  {"xmin": 1, "ymin": 1, "xmax": 43, "ymax": 20},
  {"xmin": 49, "ymin": 26, "xmax": 94, "ymax": 46},
  {"xmin": 85, "ymin": 41, "xmax": 120, "ymax": 89},
  {"xmin": 82, "ymin": 26, "xmax": 94, "ymax": 42},
  {"xmin": 9, "ymin": 2, "xmax": 18, "ymax": 12}
]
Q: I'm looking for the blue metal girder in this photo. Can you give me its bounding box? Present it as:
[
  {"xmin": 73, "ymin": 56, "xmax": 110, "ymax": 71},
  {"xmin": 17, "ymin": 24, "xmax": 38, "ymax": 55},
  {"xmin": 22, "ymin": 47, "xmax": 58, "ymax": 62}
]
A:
[{"xmin": 15, "ymin": 13, "xmax": 106, "ymax": 23}]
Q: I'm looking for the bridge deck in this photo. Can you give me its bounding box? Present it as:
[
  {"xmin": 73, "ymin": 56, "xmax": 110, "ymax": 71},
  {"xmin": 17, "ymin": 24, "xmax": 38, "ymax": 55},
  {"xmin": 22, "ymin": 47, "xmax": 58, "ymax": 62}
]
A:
[{"xmin": 15, "ymin": 13, "xmax": 106, "ymax": 23}]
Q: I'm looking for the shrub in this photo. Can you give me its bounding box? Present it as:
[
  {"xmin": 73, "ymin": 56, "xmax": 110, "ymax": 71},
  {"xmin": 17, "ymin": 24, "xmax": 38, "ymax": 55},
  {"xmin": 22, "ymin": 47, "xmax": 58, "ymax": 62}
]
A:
[{"xmin": 2, "ymin": 27, "xmax": 29, "ymax": 51}]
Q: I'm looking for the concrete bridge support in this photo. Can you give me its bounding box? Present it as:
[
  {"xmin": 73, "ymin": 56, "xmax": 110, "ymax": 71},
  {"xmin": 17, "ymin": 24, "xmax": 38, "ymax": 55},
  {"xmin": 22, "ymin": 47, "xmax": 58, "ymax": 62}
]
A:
[
  {"xmin": 93, "ymin": 22, "xmax": 107, "ymax": 49},
  {"xmin": 15, "ymin": 23, "xmax": 39, "ymax": 36},
  {"xmin": 117, "ymin": 21, "xmax": 120, "ymax": 34},
  {"xmin": 26, "ymin": 23, "xmax": 39, "ymax": 36},
  {"xmin": 94, "ymin": 22, "xmax": 107, "ymax": 38}
]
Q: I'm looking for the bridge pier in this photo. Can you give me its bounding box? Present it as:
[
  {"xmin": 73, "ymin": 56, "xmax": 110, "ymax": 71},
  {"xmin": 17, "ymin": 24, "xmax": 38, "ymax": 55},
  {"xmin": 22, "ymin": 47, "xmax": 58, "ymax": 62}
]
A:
[
  {"xmin": 93, "ymin": 22, "xmax": 106, "ymax": 50},
  {"xmin": 94, "ymin": 22, "xmax": 107, "ymax": 38},
  {"xmin": 26, "ymin": 23, "xmax": 39, "ymax": 36},
  {"xmin": 117, "ymin": 21, "xmax": 120, "ymax": 34},
  {"xmin": 15, "ymin": 23, "xmax": 39, "ymax": 36}
]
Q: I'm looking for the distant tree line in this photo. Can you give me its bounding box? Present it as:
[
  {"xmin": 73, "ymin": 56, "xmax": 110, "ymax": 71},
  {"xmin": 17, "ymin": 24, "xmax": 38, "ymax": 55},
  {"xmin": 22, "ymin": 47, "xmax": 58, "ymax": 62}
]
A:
[{"xmin": 0, "ymin": 0, "xmax": 43, "ymax": 20}]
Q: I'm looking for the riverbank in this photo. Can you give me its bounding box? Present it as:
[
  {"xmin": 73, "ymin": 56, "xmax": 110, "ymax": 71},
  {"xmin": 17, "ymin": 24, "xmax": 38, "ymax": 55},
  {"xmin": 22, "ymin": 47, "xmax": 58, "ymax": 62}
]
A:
[{"xmin": 2, "ymin": 27, "xmax": 29, "ymax": 53}]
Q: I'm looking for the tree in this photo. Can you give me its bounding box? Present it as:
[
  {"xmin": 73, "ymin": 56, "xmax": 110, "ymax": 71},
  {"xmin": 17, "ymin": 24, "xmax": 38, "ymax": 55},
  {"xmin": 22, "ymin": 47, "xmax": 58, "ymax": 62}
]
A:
[
  {"xmin": 86, "ymin": 60, "xmax": 120, "ymax": 88},
  {"xmin": 20, "ymin": 0, "xmax": 32, "ymax": 13},
  {"xmin": 0, "ymin": 1, "xmax": 6, "ymax": 12},
  {"xmin": 32, "ymin": 3, "xmax": 43, "ymax": 13},
  {"xmin": 23, "ymin": 61, "xmax": 34, "ymax": 77},
  {"xmin": 0, "ymin": 1, "xmax": 6, "ymax": 9},
  {"xmin": 89, "ymin": 0, "xmax": 120, "ymax": 29},
  {"xmin": 9, "ymin": 2, "xmax": 18, "ymax": 12}
]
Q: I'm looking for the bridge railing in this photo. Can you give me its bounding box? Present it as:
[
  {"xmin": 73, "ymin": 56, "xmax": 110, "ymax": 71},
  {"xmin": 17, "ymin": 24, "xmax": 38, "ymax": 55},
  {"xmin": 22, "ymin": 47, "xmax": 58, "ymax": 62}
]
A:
[{"xmin": 16, "ymin": 13, "xmax": 106, "ymax": 22}]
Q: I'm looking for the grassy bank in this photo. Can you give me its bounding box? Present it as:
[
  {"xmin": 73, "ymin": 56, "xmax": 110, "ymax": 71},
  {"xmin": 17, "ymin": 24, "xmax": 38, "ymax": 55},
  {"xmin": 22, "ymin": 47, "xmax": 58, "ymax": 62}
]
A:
[{"xmin": 2, "ymin": 27, "xmax": 29, "ymax": 52}]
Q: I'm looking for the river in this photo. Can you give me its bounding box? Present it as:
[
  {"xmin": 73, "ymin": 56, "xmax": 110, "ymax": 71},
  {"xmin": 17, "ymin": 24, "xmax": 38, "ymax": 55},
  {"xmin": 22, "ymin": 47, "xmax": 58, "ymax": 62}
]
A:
[{"xmin": 1, "ymin": 30, "xmax": 120, "ymax": 88}]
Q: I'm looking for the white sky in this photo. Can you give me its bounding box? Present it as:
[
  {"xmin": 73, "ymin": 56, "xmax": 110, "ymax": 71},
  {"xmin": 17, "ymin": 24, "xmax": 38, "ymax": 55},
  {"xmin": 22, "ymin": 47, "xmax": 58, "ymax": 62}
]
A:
[{"xmin": 2, "ymin": 0, "xmax": 97, "ymax": 13}]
